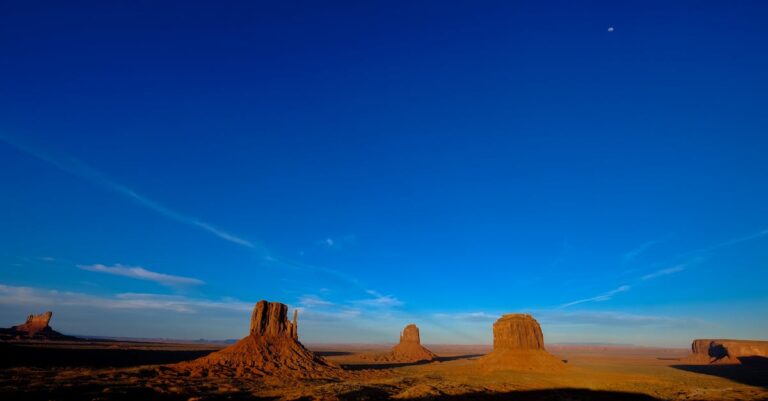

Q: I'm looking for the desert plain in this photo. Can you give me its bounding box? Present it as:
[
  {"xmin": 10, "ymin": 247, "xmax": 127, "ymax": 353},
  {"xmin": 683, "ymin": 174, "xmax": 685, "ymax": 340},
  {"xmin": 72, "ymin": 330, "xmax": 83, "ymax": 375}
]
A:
[{"xmin": 1, "ymin": 304, "xmax": 767, "ymax": 401}]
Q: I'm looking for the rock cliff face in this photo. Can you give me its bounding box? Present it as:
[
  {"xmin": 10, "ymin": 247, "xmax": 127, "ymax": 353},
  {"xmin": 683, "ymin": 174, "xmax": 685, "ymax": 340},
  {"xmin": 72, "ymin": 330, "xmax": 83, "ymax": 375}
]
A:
[
  {"xmin": 683, "ymin": 339, "xmax": 768, "ymax": 364},
  {"xmin": 492, "ymin": 314, "xmax": 545, "ymax": 351},
  {"xmin": 249, "ymin": 301, "xmax": 298, "ymax": 339},
  {"xmin": 178, "ymin": 300, "xmax": 340, "ymax": 378},
  {"xmin": 478, "ymin": 313, "xmax": 564, "ymax": 371}
]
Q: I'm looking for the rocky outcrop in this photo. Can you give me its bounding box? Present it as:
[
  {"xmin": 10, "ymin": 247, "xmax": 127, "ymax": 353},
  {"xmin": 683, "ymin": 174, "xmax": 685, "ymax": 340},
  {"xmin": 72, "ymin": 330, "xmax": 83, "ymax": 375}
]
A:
[
  {"xmin": 177, "ymin": 300, "xmax": 340, "ymax": 378},
  {"xmin": 389, "ymin": 324, "xmax": 438, "ymax": 362},
  {"xmin": 13, "ymin": 312, "xmax": 54, "ymax": 335},
  {"xmin": 683, "ymin": 339, "xmax": 768, "ymax": 364},
  {"xmin": 0, "ymin": 311, "xmax": 74, "ymax": 341},
  {"xmin": 477, "ymin": 314, "xmax": 564, "ymax": 371}
]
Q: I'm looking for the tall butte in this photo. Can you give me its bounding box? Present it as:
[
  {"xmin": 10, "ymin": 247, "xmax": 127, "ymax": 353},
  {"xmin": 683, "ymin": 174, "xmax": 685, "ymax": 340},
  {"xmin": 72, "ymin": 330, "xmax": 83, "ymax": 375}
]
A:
[
  {"xmin": 477, "ymin": 314, "xmax": 564, "ymax": 371},
  {"xmin": 178, "ymin": 300, "xmax": 339, "ymax": 378},
  {"xmin": 388, "ymin": 324, "xmax": 438, "ymax": 362}
]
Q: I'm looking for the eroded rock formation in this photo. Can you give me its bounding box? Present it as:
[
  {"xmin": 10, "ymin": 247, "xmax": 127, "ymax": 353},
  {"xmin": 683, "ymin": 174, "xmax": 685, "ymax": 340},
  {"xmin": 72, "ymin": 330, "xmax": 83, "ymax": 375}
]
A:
[
  {"xmin": 0, "ymin": 311, "xmax": 73, "ymax": 340},
  {"xmin": 13, "ymin": 311, "xmax": 54, "ymax": 335},
  {"xmin": 177, "ymin": 300, "xmax": 340, "ymax": 378},
  {"xmin": 389, "ymin": 324, "xmax": 438, "ymax": 362},
  {"xmin": 683, "ymin": 339, "xmax": 768, "ymax": 364},
  {"xmin": 477, "ymin": 314, "xmax": 564, "ymax": 371}
]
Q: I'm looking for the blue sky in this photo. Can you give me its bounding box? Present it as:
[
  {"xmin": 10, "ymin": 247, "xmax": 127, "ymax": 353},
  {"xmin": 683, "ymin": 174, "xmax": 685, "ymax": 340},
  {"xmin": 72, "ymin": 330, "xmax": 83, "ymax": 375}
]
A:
[{"xmin": 1, "ymin": 1, "xmax": 767, "ymax": 346}]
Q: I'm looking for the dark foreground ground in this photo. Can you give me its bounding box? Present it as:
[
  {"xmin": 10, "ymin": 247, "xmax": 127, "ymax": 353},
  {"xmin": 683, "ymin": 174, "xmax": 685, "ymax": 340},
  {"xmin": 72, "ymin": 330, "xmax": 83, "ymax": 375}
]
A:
[{"xmin": 1, "ymin": 340, "xmax": 767, "ymax": 401}]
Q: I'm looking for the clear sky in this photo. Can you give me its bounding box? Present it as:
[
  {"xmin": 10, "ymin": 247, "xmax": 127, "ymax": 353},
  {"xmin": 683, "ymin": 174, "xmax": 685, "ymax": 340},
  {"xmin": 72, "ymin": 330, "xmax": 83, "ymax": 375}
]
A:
[{"xmin": 1, "ymin": 1, "xmax": 767, "ymax": 347}]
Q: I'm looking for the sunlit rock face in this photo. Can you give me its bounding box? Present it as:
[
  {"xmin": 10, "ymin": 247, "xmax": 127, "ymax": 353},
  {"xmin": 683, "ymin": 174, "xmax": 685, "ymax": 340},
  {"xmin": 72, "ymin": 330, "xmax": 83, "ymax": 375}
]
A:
[{"xmin": 478, "ymin": 313, "xmax": 564, "ymax": 372}]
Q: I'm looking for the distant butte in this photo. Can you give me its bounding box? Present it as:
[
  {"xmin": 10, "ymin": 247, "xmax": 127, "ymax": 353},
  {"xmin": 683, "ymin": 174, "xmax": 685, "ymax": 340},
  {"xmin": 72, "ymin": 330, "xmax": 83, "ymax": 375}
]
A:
[
  {"xmin": 0, "ymin": 311, "xmax": 75, "ymax": 341},
  {"xmin": 389, "ymin": 324, "xmax": 438, "ymax": 363},
  {"xmin": 477, "ymin": 313, "xmax": 565, "ymax": 371},
  {"xmin": 682, "ymin": 338, "xmax": 768, "ymax": 364}
]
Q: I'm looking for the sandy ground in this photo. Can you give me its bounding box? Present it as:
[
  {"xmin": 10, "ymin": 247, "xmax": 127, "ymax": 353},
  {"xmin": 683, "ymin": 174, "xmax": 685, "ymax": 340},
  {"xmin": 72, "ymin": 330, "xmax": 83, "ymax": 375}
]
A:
[{"xmin": 1, "ymin": 340, "xmax": 766, "ymax": 400}]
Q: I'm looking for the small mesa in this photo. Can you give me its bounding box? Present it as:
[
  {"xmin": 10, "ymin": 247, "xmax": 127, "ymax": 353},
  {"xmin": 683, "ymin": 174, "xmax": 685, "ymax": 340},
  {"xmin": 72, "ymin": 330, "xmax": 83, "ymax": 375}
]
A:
[{"xmin": 682, "ymin": 338, "xmax": 768, "ymax": 365}]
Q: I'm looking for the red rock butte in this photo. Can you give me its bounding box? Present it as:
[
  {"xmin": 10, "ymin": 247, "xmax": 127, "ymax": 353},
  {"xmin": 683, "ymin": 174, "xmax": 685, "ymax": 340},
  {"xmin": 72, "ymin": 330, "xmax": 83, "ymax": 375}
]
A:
[
  {"xmin": 177, "ymin": 300, "xmax": 340, "ymax": 378},
  {"xmin": 389, "ymin": 324, "xmax": 438, "ymax": 363},
  {"xmin": 478, "ymin": 314, "xmax": 565, "ymax": 371},
  {"xmin": 683, "ymin": 338, "xmax": 768, "ymax": 364}
]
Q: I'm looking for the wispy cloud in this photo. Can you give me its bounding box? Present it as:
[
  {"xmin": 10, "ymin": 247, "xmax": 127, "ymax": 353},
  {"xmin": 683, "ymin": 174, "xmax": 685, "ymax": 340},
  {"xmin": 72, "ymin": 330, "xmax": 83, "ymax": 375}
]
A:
[
  {"xmin": 316, "ymin": 234, "xmax": 357, "ymax": 250},
  {"xmin": 623, "ymin": 240, "xmax": 659, "ymax": 262},
  {"xmin": 641, "ymin": 264, "xmax": 686, "ymax": 280},
  {"xmin": 78, "ymin": 264, "xmax": 204, "ymax": 287},
  {"xmin": 1, "ymin": 135, "xmax": 393, "ymax": 303},
  {"xmin": 708, "ymin": 228, "xmax": 768, "ymax": 251},
  {"xmin": 354, "ymin": 290, "xmax": 404, "ymax": 308},
  {"xmin": 538, "ymin": 310, "xmax": 702, "ymax": 327},
  {"xmin": 432, "ymin": 311, "xmax": 498, "ymax": 322},
  {"xmin": 298, "ymin": 294, "xmax": 334, "ymax": 308},
  {"xmin": 559, "ymin": 285, "xmax": 630, "ymax": 308},
  {"xmin": 0, "ymin": 135, "xmax": 256, "ymax": 249},
  {"xmin": 0, "ymin": 283, "xmax": 250, "ymax": 313}
]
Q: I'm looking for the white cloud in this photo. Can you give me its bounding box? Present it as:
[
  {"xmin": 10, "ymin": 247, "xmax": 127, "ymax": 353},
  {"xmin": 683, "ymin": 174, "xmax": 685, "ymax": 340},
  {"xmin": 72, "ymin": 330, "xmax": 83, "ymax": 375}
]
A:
[
  {"xmin": 0, "ymin": 283, "xmax": 251, "ymax": 314},
  {"xmin": 78, "ymin": 264, "xmax": 204, "ymax": 287},
  {"xmin": 641, "ymin": 264, "xmax": 686, "ymax": 280},
  {"xmin": 559, "ymin": 285, "xmax": 630, "ymax": 308}
]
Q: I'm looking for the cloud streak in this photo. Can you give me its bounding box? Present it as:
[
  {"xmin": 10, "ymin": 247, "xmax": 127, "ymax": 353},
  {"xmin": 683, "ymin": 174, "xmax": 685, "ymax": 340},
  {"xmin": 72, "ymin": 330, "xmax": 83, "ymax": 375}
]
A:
[
  {"xmin": 0, "ymin": 283, "xmax": 251, "ymax": 313},
  {"xmin": 354, "ymin": 290, "xmax": 404, "ymax": 308},
  {"xmin": 538, "ymin": 310, "xmax": 701, "ymax": 327},
  {"xmin": 78, "ymin": 264, "xmax": 204, "ymax": 287},
  {"xmin": 641, "ymin": 264, "xmax": 686, "ymax": 280},
  {"xmin": 559, "ymin": 285, "xmax": 630, "ymax": 308},
  {"xmin": 0, "ymin": 134, "xmax": 256, "ymax": 249},
  {"xmin": 623, "ymin": 240, "xmax": 659, "ymax": 262}
]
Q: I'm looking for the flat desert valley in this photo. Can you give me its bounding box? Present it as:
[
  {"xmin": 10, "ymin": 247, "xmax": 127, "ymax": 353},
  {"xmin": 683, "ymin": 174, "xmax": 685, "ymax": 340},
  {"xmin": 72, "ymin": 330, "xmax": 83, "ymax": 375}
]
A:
[{"xmin": 1, "ymin": 305, "xmax": 767, "ymax": 401}]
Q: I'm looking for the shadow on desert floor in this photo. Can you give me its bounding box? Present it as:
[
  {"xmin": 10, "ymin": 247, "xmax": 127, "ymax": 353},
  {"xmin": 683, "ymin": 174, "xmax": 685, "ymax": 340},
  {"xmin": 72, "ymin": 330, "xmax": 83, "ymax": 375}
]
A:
[
  {"xmin": 333, "ymin": 387, "xmax": 664, "ymax": 401},
  {"xmin": 341, "ymin": 354, "xmax": 483, "ymax": 370},
  {"xmin": 671, "ymin": 356, "xmax": 768, "ymax": 389},
  {"xmin": 7, "ymin": 387, "xmax": 667, "ymax": 401},
  {"xmin": 314, "ymin": 351, "xmax": 355, "ymax": 357},
  {"xmin": 0, "ymin": 343, "xmax": 216, "ymax": 368}
]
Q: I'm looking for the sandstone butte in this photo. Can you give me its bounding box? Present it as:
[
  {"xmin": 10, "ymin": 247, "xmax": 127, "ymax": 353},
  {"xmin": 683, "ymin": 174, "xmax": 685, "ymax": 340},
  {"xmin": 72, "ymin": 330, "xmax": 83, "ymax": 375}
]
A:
[
  {"xmin": 682, "ymin": 338, "xmax": 768, "ymax": 364},
  {"xmin": 386, "ymin": 324, "xmax": 438, "ymax": 363},
  {"xmin": 477, "ymin": 313, "xmax": 565, "ymax": 371},
  {"xmin": 14, "ymin": 311, "xmax": 54, "ymax": 335},
  {"xmin": 0, "ymin": 311, "xmax": 72, "ymax": 340},
  {"xmin": 176, "ymin": 300, "xmax": 341, "ymax": 378}
]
